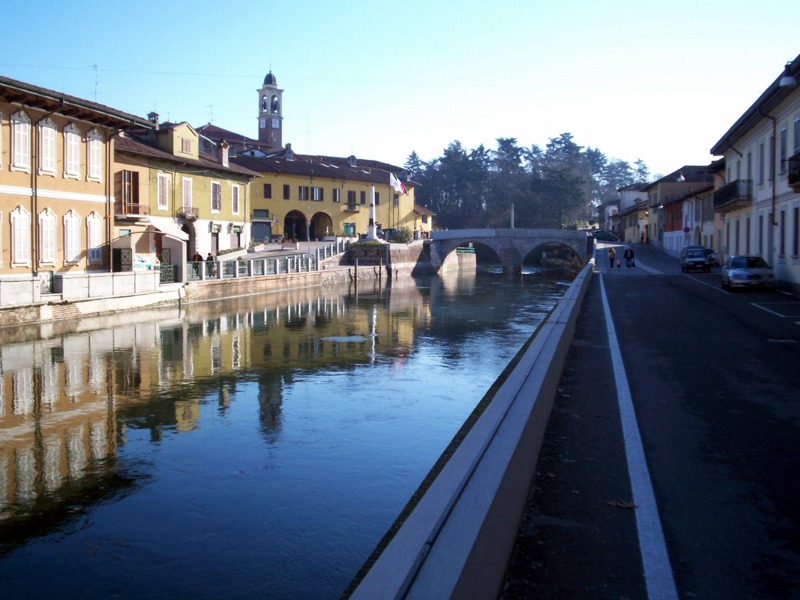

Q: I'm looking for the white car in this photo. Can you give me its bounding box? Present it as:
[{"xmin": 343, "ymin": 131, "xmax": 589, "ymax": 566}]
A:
[{"xmin": 721, "ymin": 255, "xmax": 775, "ymax": 290}]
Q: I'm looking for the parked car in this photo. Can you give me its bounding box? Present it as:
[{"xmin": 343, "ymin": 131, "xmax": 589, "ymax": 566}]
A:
[
  {"xmin": 680, "ymin": 245, "xmax": 710, "ymax": 273},
  {"xmin": 590, "ymin": 230, "xmax": 619, "ymax": 242},
  {"xmin": 705, "ymin": 248, "xmax": 719, "ymax": 267},
  {"xmin": 721, "ymin": 255, "xmax": 775, "ymax": 290}
]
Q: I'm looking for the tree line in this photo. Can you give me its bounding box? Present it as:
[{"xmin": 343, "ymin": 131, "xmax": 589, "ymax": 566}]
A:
[{"xmin": 404, "ymin": 133, "xmax": 650, "ymax": 230}]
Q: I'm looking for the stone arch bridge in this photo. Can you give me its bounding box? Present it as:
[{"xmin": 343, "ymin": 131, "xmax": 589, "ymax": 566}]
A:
[{"xmin": 428, "ymin": 228, "xmax": 592, "ymax": 274}]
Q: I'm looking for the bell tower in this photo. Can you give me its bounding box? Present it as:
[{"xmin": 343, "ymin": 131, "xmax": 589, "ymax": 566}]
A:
[{"xmin": 257, "ymin": 71, "xmax": 283, "ymax": 150}]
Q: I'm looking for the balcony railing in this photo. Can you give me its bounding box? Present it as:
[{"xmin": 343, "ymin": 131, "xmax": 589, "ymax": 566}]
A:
[
  {"xmin": 177, "ymin": 206, "xmax": 199, "ymax": 220},
  {"xmin": 115, "ymin": 202, "xmax": 150, "ymax": 219},
  {"xmin": 344, "ymin": 203, "xmax": 360, "ymax": 213},
  {"xmin": 788, "ymin": 152, "xmax": 800, "ymax": 189},
  {"xmin": 714, "ymin": 179, "xmax": 753, "ymax": 211}
]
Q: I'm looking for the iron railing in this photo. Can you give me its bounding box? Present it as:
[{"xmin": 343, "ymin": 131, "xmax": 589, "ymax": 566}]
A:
[
  {"xmin": 788, "ymin": 152, "xmax": 800, "ymax": 188},
  {"xmin": 714, "ymin": 179, "xmax": 752, "ymax": 209}
]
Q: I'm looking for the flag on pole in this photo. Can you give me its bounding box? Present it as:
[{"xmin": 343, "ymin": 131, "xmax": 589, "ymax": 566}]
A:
[{"xmin": 389, "ymin": 172, "xmax": 407, "ymax": 195}]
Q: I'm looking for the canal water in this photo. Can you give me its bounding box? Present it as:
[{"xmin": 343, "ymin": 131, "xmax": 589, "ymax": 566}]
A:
[{"xmin": 0, "ymin": 269, "xmax": 573, "ymax": 599}]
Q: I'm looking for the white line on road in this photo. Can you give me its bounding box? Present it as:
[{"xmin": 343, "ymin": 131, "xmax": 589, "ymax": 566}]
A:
[{"xmin": 599, "ymin": 274, "xmax": 679, "ymax": 600}]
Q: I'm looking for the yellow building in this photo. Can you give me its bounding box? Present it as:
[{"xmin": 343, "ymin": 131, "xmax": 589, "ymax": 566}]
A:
[
  {"xmin": 233, "ymin": 148, "xmax": 419, "ymax": 241},
  {"xmin": 0, "ymin": 75, "xmax": 151, "ymax": 290},
  {"xmin": 196, "ymin": 70, "xmax": 430, "ymax": 242},
  {"xmin": 114, "ymin": 116, "xmax": 260, "ymax": 276}
]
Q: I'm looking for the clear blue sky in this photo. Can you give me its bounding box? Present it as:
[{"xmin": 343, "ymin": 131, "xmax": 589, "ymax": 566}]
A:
[{"xmin": 2, "ymin": 0, "xmax": 797, "ymax": 178}]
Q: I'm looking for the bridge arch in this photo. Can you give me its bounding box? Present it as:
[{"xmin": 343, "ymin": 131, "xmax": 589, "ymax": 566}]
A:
[{"xmin": 429, "ymin": 229, "xmax": 591, "ymax": 274}]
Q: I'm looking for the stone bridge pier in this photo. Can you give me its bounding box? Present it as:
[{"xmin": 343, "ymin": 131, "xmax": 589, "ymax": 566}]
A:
[{"xmin": 428, "ymin": 228, "xmax": 592, "ymax": 274}]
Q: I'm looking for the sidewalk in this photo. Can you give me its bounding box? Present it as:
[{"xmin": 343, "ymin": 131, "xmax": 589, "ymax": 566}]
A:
[
  {"xmin": 501, "ymin": 243, "xmax": 676, "ymax": 599},
  {"xmin": 501, "ymin": 262, "xmax": 645, "ymax": 598}
]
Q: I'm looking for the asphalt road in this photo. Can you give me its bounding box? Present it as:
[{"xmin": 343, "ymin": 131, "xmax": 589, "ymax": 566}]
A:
[{"xmin": 502, "ymin": 243, "xmax": 800, "ymax": 599}]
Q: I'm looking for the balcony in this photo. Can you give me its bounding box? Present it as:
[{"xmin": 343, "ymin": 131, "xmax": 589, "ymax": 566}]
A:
[
  {"xmin": 115, "ymin": 202, "xmax": 150, "ymax": 221},
  {"xmin": 788, "ymin": 152, "xmax": 800, "ymax": 191},
  {"xmin": 177, "ymin": 206, "xmax": 199, "ymax": 221},
  {"xmin": 344, "ymin": 203, "xmax": 360, "ymax": 213},
  {"xmin": 713, "ymin": 179, "xmax": 753, "ymax": 212}
]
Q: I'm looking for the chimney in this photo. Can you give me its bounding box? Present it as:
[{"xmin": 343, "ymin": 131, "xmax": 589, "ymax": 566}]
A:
[
  {"xmin": 347, "ymin": 155, "xmax": 357, "ymax": 167},
  {"xmin": 147, "ymin": 111, "xmax": 159, "ymax": 128},
  {"xmin": 284, "ymin": 143, "xmax": 294, "ymax": 161},
  {"xmin": 218, "ymin": 139, "xmax": 230, "ymax": 167}
]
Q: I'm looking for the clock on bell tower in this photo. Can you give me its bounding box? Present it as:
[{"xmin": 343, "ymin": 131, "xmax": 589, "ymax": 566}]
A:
[{"xmin": 258, "ymin": 70, "xmax": 283, "ymax": 150}]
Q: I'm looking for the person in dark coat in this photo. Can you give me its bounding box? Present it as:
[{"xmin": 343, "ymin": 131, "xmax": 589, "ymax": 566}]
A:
[
  {"xmin": 624, "ymin": 246, "xmax": 635, "ymax": 268},
  {"xmin": 608, "ymin": 246, "xmax": 617, "ymax": 269}
]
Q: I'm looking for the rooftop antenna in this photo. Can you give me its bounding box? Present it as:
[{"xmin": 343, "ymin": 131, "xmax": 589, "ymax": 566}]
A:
[{"xmin": 205, "ymin": 104, "xmax": 214, "ymax": 123}]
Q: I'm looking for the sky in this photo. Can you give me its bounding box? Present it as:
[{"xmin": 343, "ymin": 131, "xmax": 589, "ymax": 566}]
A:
[{"xmin": 2, "ymin": 0, "xmax": 798, "ymax": 179}]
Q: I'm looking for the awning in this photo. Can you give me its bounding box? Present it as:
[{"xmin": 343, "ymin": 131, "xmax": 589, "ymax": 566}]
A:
[{"xmin": 148, "ymin": 221, "xmax": 189, "ymax": 242}]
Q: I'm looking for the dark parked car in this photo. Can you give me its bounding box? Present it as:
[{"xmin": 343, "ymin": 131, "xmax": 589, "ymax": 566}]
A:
[
  {"xmin": 590, "ymin": 230, "xmax": 619, "ymax": 242},
  {"xmin": 705, "ymin": 248, "xmax": 719, "ymax": 267},
  {"xmin": 680, "ymin": 245, "xmax": 710, "ymax": 272},
  {"xmin": 721, "ymin": 255, "xmax": 775, "ymax": 290}
]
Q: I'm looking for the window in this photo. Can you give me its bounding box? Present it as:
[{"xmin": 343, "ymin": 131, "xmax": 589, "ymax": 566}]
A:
[
  {"xmin": 211, "ymin": 181, "xmax": 221, "ymax": 212},
  {"xmin": 347, "ymin": 190, "xmax": 356, "ymax": 207},
  {"xmin": 758, "ymin": 215, "xmax": 764, "ymax": 256},
  {"xmin": 746, "ymin": 152, "xmax": 752, "ymax": 180},
  {"xmin": 157, "ymin": 173, "xmax": 169, "ymax": 210},
  {"xmin": 375, "ymin": 192, "xmax": 380, "ymax": 205},
  {"xmin": 87, "ymin": 212, "xmax": 102, "ymax": 263},
  {"xmin": 64, "ymin": 124, "xmax": 81, "ymax": 178},
  {"xmin": 794, "ymin": 117, "xmax": 800, "ymax": 154},
  {"xmin": 758, "ymin": 143, "xmax": 765, "ymax": 185},
  {"xmin": 232, "ymin": 185, "xmax": 240, "ymax": 214},
  {"xmin": 793, "ymin": 206, "xmax": 799, "ymax": 257},
  {"xmin": 360, "ymin": 191, "xmax": 366, "ymax": 205},
  {"xmin": 394, "ymin": 193, "xmax": 399, "ymax": 207},
  {"xmin": 298, "ymin": 186, "xmax": 309, "ymax": 200},
  {"xmin": 332, "ymin": 188, "xmax": 340, "ymax": 203},
  {"xmin": 746, "ymin": 217, "xmax": 751, "ymax": 255},
  {"xmin": 769, "ymin": 136, "xmax": 775, "ymax": 181},
  {"xmin": 87, "ymin": 129, "xmax": 102, "ymax": 181},
  {"xmin": 182, "ymin": 177, "xmax": 193, "ymax": 209},
  {"xmin": 283, "ymin": 184, "xmax": 290, "ymax": 200},
  {"xmin": 39, "ymin": 208, "xmax": 57, "ymax": 265},
  {"xmin": 780, "ymin": 127, "xmax": 788, "ymax": 173},
  {"xmin": 64, "ymin": 210, "xmax": 81, "ymax": 264},
  {"xmin": 11, "ymin": 111, "xmax": 31, "ymax": 172},
  {"xmin": 121, "ymin": 170, "xmax": 139, "ymax": 211},
  {"xmin": 11, "ymin": 207, "xmax": 31, "ymax": 267},
  {"xmin": 263, "ymin": 183, "xmax": 272, "ymax": 198},
  {"xmin": 181, "ymin": 138, "xmax": 192, "ymax": 154},
  {"xmin": 39, "ymin": 118, "xmax": 57, "ymax": 175},
  {"xmin": 312, "ymin": 187, "xmax": 323, "ymax": 201},
  {"xmin": 779, "ymin": 210, "xmax": 786, "ymax": 257}
]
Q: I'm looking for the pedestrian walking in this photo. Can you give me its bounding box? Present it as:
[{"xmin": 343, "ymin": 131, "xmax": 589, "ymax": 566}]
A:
[
  {"xmin": 624, "ymin": 246, "xmax": 635, "ymax": 268},
  {"xmin": 608, "ymin": 246, "xmax": 617, "ymax": 269}
]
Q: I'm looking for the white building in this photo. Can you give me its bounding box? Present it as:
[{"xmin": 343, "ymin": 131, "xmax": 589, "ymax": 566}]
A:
[{"xmin": 711, "ymin": 55, "xmax": 800, "ymax": 294}]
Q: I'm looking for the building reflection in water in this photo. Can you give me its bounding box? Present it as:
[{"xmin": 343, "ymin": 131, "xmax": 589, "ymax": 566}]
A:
[{"xmin": 0, "ymin": 278, "xmax": 425, "ymax": 540}]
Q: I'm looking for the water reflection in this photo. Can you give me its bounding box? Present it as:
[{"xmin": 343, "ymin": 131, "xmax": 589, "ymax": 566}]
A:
[{"xmin": 0, "ymin": 269, "xmax": 572, "ymax": 597}]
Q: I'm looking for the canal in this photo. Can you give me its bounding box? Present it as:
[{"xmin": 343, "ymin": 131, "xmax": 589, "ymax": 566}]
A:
[{"xmin": 0, "ymin": 269, "xmax": 573, "ymax": 599}]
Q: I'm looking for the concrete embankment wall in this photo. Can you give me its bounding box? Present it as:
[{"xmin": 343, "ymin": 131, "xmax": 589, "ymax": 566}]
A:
[{"xmin": 348, "ymin": 260, "xmax": 594, "ymax": 599}]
